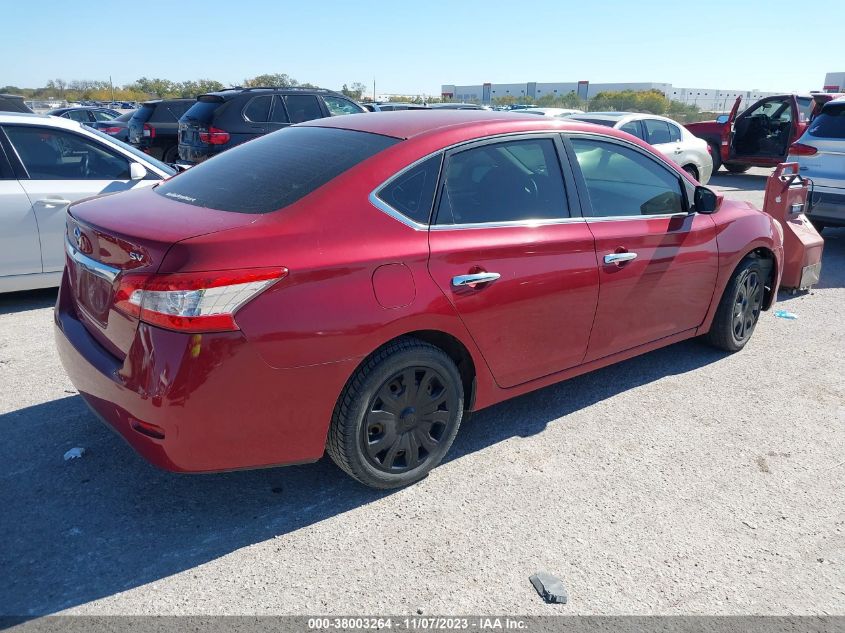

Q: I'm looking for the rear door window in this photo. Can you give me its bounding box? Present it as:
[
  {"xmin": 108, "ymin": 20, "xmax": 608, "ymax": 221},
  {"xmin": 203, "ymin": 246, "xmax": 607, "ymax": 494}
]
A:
[
  {"xmin": 284, "ymin": 95, "xmax": 323, "ymax": 123},
  {"xmin": 5, "ymin": 126, "xmax": 130, "ymax": 180},
  {"xmin": 435, "ymin": 137, "xmax": 568, "ymax": 225},
  {"xmin": 807, "ymin": 104, "xmax": 845, "ymax": 138},
  {"xmin": 642, "ymin": 119, "xmax": 672, "ymax": 145},
  {"xmin": 270, "ymin": 96, "xmax": 290, "ymax": 123},
  {"xmin": 619, "ymin": 120, "xmax": 644, "ymax": 140},
  {"xmin": 244, "ymin": 96, "xmax": 272, "ymax": 122},
  {"xmin": 154, "ymin": 126, "xmax": 399, "ymax": 214}
]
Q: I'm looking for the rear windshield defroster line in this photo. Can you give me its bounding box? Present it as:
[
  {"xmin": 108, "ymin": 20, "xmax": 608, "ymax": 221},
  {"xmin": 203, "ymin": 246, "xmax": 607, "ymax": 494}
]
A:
[{"xmin": 155, "ymin": 126, "xmax": 400, "ymax": 214}]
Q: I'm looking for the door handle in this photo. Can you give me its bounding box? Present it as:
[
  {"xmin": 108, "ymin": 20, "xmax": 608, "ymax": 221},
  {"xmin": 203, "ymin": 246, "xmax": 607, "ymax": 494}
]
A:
[
  {"xmin": 604, "ymin": 252, "xmax": 638, "ymax": 265},
  {"xmin": 36, "ymin": 197, "xmax": 71, "ymax": 207},
  {"xmin": 451, "ymin": 272, "xmax": 501, "ymax": 287}
]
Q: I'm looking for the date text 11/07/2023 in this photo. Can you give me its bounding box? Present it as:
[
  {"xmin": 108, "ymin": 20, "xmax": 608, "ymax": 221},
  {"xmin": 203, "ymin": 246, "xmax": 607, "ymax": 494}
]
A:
[{"xmin": 307, "ymin": 617, "xmax": 529, "ymax": 630}]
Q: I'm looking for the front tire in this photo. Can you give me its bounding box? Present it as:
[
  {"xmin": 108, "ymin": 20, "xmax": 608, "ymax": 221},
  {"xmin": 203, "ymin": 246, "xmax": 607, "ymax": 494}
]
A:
[
  {"xmin": 708, "ymin": 143, "xmax": 722, "ymax": 173},
  {"xmin": 326, "ymin": 338, "xmax": 464, "ymax": 489},
  {"xmin": 706, "ymin": 257, "xmax": 767, "ymax": 352},
  {"xmin": 725, "ymin": 163, "xmax": 751, "ymax": 174},
  {"xmin": 162, "ymin": 145, "xmax": 179, "ymax": 164}
]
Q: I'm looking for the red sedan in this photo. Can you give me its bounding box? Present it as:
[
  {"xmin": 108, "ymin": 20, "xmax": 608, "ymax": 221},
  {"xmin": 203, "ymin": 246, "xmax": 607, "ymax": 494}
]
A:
[{"xmin": 55, "ymin": 111, "xmax": 784, "ymax": 488}]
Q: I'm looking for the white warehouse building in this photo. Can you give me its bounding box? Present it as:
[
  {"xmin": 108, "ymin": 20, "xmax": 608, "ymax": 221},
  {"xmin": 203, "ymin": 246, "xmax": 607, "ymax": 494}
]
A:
[
  {"xmin": 441, "ymin": 81, "xmax": 778, "ymax": 112},
  {"xmin": 823, "ymin": 72, "xmax": 845, "ymax": 92}
]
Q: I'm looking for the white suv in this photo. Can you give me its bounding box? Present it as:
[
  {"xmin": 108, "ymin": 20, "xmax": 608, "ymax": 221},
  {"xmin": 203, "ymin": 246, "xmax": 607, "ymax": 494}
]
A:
[
  {"xmin": 788, "ymin": 97, "xmax": 845, "ymax": 232},
  {"xmin": 0, "ymin": 113, "xmax": 175, "ymax": 293}
]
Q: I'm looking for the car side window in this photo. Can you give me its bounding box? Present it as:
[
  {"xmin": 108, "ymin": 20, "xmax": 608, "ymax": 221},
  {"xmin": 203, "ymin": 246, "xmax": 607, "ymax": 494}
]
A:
[
  {"xmin": 66, "ymin": 110, "xmax": 90, "ymax": 123},
  {"xmin": 284, "ymin": 95, "xmax": 323, "ymax": 123},
  {"xmin": 667, "ymin": 122, "xmax": 682, "ymax": 142},
  {"xmin": 270, "ymin": 96, "xmax": 290, "ymax": 123},
  {"xmin": 5, "ymin": 126, "xmax": 130, "ymax": 181},
  {"xmin": 642, "ymin": 119, "xmax": 672, "ymax": 145},
  {"xmin": 323, "ymin": 96, "xmax": 363, "ymax": 116},
  {"xmin": 92, "ymin": 110, "xmax": 116, "ymax": 122},
  {"xmin": 435, "ymin": 138, "xmax": 568, "ymax": 225},
  {"xmin": 376, "ymin": 154, "xmax": 442, "ymax": 225},
  {"xmin": 619, "ymin": 120, "xmax": 643, "ymax": 140},
  {"xmin": 570, "ymin": 137, "xmax": 685, "ymax": 217},
  {"xmin": 244, "ymin": 96, "xmax": 272, "ymax": 122}
]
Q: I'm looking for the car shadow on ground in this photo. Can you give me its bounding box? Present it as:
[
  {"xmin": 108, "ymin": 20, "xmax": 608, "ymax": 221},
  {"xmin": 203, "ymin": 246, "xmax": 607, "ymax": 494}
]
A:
[
  {"xmin": 709, "ymin": 171, "xmax": 768, "ymax": 192},
  {"xmin": 1, "ymin": 334, "xmax": 730, "ymax": 617},
  {"xmin": 0, "ymin": 288, "xmax": 57, "ymax": 316}
]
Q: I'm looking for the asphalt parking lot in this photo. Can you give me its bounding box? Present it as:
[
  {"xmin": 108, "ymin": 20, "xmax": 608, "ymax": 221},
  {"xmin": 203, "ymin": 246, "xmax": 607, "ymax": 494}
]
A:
[{"xmin": 1, "ymin": 167, "xmax": 843, "ymax": 617}]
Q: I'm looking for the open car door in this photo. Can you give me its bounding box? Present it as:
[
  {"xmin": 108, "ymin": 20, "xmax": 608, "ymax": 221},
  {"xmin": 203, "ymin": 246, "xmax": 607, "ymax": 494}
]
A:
[
  {"xmin": 720, "ymin": 96, "xmax": 742, "ymax": 162},
  {"xmin": 729, "ymin": 95, "xmax": 799, "ymax": 165}
]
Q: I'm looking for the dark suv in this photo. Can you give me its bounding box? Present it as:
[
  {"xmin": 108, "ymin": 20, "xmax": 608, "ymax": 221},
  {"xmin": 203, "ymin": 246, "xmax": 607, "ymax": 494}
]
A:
[
  {"xmin": 0, "ymin": 94, "xmax": 33, "ymax": 113},
  {"xmin": 128, "ymin": 99, "xmax": 195, "ymax": 163},
  {"xmin": 177, "ymin": 87, "xmax": 365, "ymax": 164}
]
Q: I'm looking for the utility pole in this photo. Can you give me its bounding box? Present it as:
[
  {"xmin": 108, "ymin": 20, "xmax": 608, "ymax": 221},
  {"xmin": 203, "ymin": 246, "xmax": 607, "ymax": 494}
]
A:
[
  {"xmin": 110, "ymin": 76, "xmax": 114, "ymax": 104},
  {"xmin": 373, "ymin": 78, "xmax": 376, "ymax": 103}
]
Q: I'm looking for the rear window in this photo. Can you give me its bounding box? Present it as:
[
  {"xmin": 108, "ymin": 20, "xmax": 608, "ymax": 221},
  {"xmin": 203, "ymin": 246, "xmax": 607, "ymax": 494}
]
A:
[
  {"xmin": 182, "ymin": 100, "xmax": 220, "ymax": 123},
  {"xmin": 132, "ymin": 105, "xmax": 155, "ymax": 123},
  {"xmin": 572, "ymin": 118, "xmax": 616, "ymax": 127},
  {"xmin": 807, "ymin": 104, "xmax": 845, "ymax": 139},
  {"xmin": 149, "ymin": 101, "xmax": 192, "ymax": 123},
  {"xmin": 154, "ymin": 126, "xmax": 399, "ymax": 214}
]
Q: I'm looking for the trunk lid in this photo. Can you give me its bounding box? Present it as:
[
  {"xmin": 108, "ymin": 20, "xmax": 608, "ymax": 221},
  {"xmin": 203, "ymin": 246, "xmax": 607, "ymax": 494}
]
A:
[
  {"xmin": 179, "ymin": 98, "xmax": 223, "ymax": 148},
  {"xmin": 65, "ymin": 186, "xmax": 258, "ymax": 358}
]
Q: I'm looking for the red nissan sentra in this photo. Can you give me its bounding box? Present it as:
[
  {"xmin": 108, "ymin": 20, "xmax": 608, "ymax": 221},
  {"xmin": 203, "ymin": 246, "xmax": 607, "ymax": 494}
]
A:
[{"xmin": 55, "ymin": 111, "xmax": 784, "ymax": 488}]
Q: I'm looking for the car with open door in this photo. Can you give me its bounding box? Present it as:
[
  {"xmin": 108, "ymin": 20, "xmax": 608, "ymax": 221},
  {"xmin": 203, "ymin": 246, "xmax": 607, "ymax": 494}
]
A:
[
  {"xmin": 686, "ymin": 93, "xmax": 844, "ymax": 173},
  {"xmin": 0, "ymin": 112, "xmax": 175, "ymax": 293},
  {"xmin": 55, "ymin": 111, "xmax": 782, "ymax": 489}
]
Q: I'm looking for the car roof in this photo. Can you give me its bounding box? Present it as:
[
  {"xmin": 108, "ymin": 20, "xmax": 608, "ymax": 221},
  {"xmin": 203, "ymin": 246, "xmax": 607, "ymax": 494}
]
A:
[
  {"xmin": 0, "ymin": 111, "xmax": 95, "ymax": 130},
  {"xmin": 298, "ymin": 109, "xmax": 640, "ymax": 143},
  {"xmin": 198, "ymin": 87, "xmax": 338, "ymax": 101}
]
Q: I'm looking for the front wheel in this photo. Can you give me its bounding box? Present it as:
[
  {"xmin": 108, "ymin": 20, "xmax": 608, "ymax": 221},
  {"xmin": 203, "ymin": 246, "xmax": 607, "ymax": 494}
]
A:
[
  {"xmin": 162, "ymin": 145, "xmax": 179, "ymax": 164},
  {"xmin": 708, "ymin": 143, "xmax": 722, "ymax": 173},
  {"xmin": 705, "ymin": 257, "xmax": 767, "ymax": 352},
  {"xmin": 725, "ymin": 163, "xmax": 751, "ymax": 174},
  {"xmin": 326, "ymin": 338, "xmax": 464, "ymax": 489}
]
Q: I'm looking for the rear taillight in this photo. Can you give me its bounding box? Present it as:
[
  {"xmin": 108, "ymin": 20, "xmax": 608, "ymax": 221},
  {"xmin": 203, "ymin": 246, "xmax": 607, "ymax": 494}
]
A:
[
  {"xmin": 142, "ymin": 123, "xmax": 155, "ymax": 138},
  {"xmin": 101, "ymin": 126, "xmax": 122, "ymax": 135},
  {"xmin": 199, "ymin": 126, "xmax": 230, "ymax": 145},
  {"xmin": 114, "ymin": 268, "xmax": 287, "ymax": 333},
  {"xmin": 789, "ymin": 142, "xmax": 818, "ymax": 156}
]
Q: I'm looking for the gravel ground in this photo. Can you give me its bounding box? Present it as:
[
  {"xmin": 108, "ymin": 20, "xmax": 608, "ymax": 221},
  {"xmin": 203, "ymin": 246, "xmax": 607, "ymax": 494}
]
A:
[{"xmin": 1, "ymin": 168, "xmax": 843, "ymax": 617}]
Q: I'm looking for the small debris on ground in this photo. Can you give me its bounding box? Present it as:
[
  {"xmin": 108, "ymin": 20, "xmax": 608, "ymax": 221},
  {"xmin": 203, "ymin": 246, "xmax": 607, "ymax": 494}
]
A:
[
  {"xmin": 774, "ymin": 309, "xmax": 798, "ymax": 320},
  {"xmin": 529, "ymin": 571, "xmax": 568, "ymax": 604},
  {"xmin": 63, "ymin": 447, "xmax": 86, "ymax": 461},
  {"xmin": 742, "ymin": 520, "xmax": 757, "ymax": 530}
]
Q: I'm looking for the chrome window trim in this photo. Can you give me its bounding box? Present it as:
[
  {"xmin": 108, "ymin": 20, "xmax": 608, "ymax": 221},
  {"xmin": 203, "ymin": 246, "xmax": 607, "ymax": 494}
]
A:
[
  {"xmin": 584, "ymin": 212, "xmax": 692, "ymax": 223},
  {"xmin": 431, "ymin": 217, "xmax": 586, "ymax": 231},
  {"xmin": 65, "ymin": 238, "xmax": 119, "ymax": 283}
]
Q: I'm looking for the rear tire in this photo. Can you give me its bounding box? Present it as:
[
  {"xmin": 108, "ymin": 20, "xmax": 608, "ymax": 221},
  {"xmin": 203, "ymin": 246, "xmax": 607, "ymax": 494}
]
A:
[
  {"xmin": 725, "ymin": 163, "xmax": 751, "ymax": 174},
  {"xmin": 705, "ymin": 257, "xmax": 767, "ymax": 352},
  {"xmin": 708, "ymin": 143, "xmax": 722, "ymax": 173},
  {"xmin": 162, "ymin": 145, "xmax": 179, "ymax": 164},
  {"xmin": 326, "ymin": 338, "xmax": 464, "ymax": 489}
]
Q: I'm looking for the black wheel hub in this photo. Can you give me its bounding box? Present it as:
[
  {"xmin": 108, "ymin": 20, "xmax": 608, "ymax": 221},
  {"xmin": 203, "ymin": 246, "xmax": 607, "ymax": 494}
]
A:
[
  {"xmin": 732, "ymin": 270, "xmax": 763, "ymax": 343},
  {"xmin": 361, "ymin": 367, "xmax": 453, "ymax": 474}
]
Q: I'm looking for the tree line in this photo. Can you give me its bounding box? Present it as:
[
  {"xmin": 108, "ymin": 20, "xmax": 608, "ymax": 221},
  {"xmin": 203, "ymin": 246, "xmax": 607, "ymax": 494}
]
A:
[
  {"xmin": 493, "ymin": 89, "xmax": 709, "ymax": 123},
  {"xmin": 1, "ymin": 74, "xmax": 372, "ymax": 103}
]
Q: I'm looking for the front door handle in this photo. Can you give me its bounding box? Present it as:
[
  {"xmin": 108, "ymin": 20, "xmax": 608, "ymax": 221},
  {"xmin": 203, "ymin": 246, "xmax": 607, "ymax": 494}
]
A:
[
  {"xmin": 451, "ymin": 272, "xmax": 501, "ymax": 287},
  {"xmin": 36, "ymin": 197, "xmax": 71, "ymax": 207},
  {"xmin": 604, "ymin": 252, "xmax": 638, "ymax": 265}
]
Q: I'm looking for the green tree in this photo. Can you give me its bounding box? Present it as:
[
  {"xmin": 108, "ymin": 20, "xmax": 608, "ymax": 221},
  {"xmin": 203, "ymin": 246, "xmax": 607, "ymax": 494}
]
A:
[
  {"xmin": 177, "ymin": 79, "xmax": 225, "ymax": 97},
  {"xmin": 127, "ymin": 77, "xmax": 178, "ymax": 98},
  {"xmin": 341, "ymin": 82, "xmax": 368, "ymax": 100},
  {"xmin": 243, "ymin": 73, "xmax": 298, "ymax": 88}
]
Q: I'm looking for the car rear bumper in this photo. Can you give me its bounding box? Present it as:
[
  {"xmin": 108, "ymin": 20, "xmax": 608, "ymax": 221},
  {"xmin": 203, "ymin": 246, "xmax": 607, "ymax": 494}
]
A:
[
  {"xmin": 54, "ymin": 271, "xmax": 356, "ymax": 473},
  {"xmin": 178, "ymin": 143, "xmax": 224, "ymax": 164},
  {"xmin": 809, "ymin": 188, "xmax": 845, "ymax": 226}
]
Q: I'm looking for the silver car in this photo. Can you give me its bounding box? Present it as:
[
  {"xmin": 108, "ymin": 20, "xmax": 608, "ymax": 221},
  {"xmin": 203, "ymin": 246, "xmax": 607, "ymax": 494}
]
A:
[
  {"xmin": 0, "ymin": 112, "xmax": 175, "ymax": 293},
  {"xmin": 568, "ymin": 112, "xmax": 714, "ymax": 184},
  {"xmin": 788, "ymin": 97, "xmax": 845, "ymax": 231}
]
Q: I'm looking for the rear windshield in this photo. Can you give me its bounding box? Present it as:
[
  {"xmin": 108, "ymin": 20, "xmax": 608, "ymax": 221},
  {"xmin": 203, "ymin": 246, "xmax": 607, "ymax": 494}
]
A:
[
  {"xmin": 131, "ymin": 104, "xmax": 155, "ymax": 123},
  {"xmin": 182, "ymin": 100, "xmax": 220, "ymax": 123},
  {"xmin": 571, "ymin": 118, "xmax": 616, "ymax": 127},
  {"xmin": 807, "ymin": 104, "xmax": 845, "ymax": 139},
  {"xmin": 154, "ymin": 126, "xmax": 400, "ymax": 214}
]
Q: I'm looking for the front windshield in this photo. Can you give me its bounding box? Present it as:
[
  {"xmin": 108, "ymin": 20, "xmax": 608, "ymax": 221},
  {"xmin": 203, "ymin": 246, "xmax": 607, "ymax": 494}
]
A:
[{"xmin": 86, "ymin": 126, "xmax": 176, "ymax": 176}]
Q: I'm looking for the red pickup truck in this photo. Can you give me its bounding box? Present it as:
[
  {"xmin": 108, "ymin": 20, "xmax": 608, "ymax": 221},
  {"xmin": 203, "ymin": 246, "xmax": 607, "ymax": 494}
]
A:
[{"xmin": 686, "ymin": 93, "xmax": 843, "ymax": 174}]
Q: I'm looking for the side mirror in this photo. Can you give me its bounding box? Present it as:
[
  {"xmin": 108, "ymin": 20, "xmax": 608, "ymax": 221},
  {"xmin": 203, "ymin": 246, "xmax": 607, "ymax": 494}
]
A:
[
  {"xmin": 715, "ymin": 114, "xmax": 729, "ymax": 124},
  {"xmin": 694, "ymin": 186, "xmax": 720, "ymax": 214},
  {"xmin": 129, "ymin": 162, "xmax": 147, "ymax": 181}
]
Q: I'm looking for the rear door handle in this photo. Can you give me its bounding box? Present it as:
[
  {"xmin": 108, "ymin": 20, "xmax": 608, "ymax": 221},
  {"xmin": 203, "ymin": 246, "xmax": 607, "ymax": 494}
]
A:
[
  {"xmin": 36, "ymin": 197, "xmax": 71, "ymax": 207},
  {"xmin": 451, "ymin": 272, "xmax": 501, "ymax": 287},
  {"xmin": 604, "ymin": 252, "xmax": 638, "ymax": 265}
]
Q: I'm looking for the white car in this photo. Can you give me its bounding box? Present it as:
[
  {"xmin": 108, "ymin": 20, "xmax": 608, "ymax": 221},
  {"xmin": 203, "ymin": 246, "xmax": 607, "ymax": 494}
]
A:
[
  {"xmin": 788, "ymin": 97, "xmax": 845, "ymax": 232},
  {"xmin": 568, "ymin": 112, "xmax": 713, "ymax": 184},
  {"xmin": 0, "ymin": 113, "xmax": 175, "ymax": 293},
  {"xmin": 519, "ymin": 107, "xmax": 584, "ymax": 118}
]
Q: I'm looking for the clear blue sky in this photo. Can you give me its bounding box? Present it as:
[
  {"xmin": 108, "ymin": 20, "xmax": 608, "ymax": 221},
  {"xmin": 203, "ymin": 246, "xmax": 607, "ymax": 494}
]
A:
[{"xmin": 2, "ymin": 0, "xmax": 842, "ymax": 95}]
